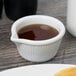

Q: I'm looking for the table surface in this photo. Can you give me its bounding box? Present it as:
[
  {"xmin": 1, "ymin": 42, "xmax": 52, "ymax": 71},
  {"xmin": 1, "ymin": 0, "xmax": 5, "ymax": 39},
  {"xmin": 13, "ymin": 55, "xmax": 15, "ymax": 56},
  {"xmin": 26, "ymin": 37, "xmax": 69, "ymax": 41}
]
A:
[{"xmin": 0, "ymin": 0, "xmax": 76, "ymax": 71}]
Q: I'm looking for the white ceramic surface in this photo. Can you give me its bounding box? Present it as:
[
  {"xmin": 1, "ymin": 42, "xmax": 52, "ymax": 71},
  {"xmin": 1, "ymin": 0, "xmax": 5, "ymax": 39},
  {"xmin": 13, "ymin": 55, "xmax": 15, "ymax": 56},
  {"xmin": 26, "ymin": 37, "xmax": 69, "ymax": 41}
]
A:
[
  {"xmin": 67, "ymin": 0, "xmax": 76, "ymax": 37},
  {"xmin": 0, "ymin": 64, "xmax": 76, "ymax": 76},
  {"xmin": 11, "ymin": 15, "xmax": 65, "ymax": 62}
]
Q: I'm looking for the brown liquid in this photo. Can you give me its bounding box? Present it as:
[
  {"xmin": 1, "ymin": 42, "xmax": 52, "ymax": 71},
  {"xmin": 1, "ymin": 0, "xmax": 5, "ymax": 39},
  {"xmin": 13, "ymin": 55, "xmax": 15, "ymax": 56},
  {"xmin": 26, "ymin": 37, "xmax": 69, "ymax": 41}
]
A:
[{"xmin": 18, "ymin": 24, "xmax": 59, "ymax": 40}]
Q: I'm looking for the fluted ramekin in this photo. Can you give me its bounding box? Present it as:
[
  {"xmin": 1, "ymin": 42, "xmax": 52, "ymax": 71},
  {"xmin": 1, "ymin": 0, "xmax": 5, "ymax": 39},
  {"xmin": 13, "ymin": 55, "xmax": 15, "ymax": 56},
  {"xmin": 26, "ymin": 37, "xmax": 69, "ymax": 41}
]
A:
[{"xmin": 11, "ymin": 15, "xmax": 65, "ymax": 62}]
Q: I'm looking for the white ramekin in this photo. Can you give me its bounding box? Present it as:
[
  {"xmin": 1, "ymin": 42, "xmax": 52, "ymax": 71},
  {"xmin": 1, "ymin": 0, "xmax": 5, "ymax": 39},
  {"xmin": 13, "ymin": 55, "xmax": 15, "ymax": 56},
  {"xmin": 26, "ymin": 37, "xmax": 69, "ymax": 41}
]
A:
[{"xmin": 11, "ymin": 15, "xmax": 65, "ymax": 62}]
